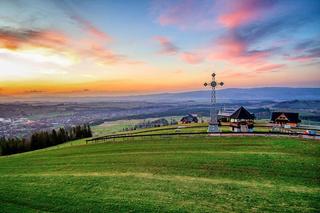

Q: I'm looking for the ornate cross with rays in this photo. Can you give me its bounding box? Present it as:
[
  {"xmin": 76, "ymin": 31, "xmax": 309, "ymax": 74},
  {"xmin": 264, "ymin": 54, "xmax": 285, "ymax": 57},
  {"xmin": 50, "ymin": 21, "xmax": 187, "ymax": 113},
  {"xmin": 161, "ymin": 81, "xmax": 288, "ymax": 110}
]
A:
[{"xmin": 204, "ymin": 72, "xmax": 224, "ymax": 133}]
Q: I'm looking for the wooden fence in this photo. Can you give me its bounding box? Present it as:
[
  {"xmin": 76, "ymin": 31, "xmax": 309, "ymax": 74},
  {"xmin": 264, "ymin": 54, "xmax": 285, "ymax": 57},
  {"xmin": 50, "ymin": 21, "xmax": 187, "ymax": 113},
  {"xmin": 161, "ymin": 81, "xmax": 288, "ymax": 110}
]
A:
[{"xmin": 86, "ymin": 131, "xmax": 320, "ymax": 144}]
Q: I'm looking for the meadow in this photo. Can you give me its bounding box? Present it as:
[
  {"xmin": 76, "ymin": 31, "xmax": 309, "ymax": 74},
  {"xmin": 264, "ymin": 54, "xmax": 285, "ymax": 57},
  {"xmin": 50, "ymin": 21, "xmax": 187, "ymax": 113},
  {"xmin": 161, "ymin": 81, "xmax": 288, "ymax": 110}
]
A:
[{"xmin": 0, "ymin": 135, "xmax": 319, "ymax": 212}]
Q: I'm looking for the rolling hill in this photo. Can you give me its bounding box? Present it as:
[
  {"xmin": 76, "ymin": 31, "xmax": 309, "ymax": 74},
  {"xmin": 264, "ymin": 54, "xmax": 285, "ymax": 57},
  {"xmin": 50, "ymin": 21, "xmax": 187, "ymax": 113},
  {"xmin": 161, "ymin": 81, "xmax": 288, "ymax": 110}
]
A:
[{"xmin": 0, "ymin": 135, "xmax": 319, "ymax": 212}]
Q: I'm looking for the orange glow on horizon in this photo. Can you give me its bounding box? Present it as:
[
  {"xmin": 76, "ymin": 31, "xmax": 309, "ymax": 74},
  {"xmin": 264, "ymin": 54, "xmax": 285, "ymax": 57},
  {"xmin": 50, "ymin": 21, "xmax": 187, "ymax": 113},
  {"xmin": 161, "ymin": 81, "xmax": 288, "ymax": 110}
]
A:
[
  {"xmin": 0, "ymin": 0, "xmax": 319, "ymax": 98},
  {"xmin": 0, "ymin": 78, "xmax": 206, "ymax": 96}
]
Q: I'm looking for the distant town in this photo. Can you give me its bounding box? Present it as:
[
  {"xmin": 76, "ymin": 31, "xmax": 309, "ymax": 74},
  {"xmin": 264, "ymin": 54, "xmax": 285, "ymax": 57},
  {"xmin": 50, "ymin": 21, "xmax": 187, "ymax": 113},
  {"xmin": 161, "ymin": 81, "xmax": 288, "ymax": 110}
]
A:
[{"xmin": 1, "ymin": 97, "xmax": 319, "ymax": 139}]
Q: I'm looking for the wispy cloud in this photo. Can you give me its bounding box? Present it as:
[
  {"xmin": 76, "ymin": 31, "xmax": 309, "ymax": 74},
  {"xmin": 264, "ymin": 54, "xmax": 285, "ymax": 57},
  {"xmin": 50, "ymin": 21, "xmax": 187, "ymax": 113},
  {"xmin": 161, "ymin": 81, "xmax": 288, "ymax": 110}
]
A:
[
  {"xmin": 0, "ymin": 28, "xmax": 67, "ymax": 50},
  {"xmin": 72, "ymin": 15, "xmax": 112, "ymax": 43},
  {"xmin": 152, "ymin": 0, "xmax": 277, "ymax": 30},
  {"xmin": 255, "ymin": 64, "xmax": 285, "ymax": 73},
  {"xmin": 0, "ymin": 27, "xmax": 128, "ymax": 66},
  {"xmin": 152, "ymin": 0, "xmax": 319, "ymax": 74},
  {"xmin": 152, "ymin": 0, "xmax": 216, "ymax": 30},
  {"xmin": 207, "ymin": 30, "xmax": 274, "ymax": 65},
  {"xmin": 0, "ymin": 0, "xmax": 138, "ymax": 66},
  {"xmin": 154, "ymin": 36, "xmax": 179, "ymax": 55},
  {"xmin": 153, "ymin": 36, "xmax": 204, "ymax": 64},
  {"xmin": 294, "ymin": 39, "xmax": 320, "ymax": 51},
  {"xmin": 180, "ymin": 52, "xmax": 204, "ymax": 64},
  {"xmin": 54, "ymin": 0, "xmax": 112, "ymax": 43},
  {"xmin": 151, "ymin": 0, "xmax": 282, "ymax": 69},
  {"xmin": 217, "ymin": 0, "xmax": 277, "ymax": 28},
  {"xmin": 286, "ymin": 39, "xmax": 320, "ymax": 62}
]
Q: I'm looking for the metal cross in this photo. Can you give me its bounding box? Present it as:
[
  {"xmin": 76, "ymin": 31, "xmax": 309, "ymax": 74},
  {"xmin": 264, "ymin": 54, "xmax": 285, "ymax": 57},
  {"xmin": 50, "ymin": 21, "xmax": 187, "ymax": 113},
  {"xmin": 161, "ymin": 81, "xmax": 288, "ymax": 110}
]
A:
[{"xmin": 204, "ymin": 72, "xmax": 224, "ymax": 132}]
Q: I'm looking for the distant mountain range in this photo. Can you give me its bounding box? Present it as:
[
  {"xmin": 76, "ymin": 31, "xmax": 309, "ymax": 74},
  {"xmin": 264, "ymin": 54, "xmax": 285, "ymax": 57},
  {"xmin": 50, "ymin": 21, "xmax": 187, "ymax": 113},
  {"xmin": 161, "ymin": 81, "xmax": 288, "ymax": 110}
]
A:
[
  {"xmin": 1, "ymin": 87, "xmax": 319, "ymax": 102},
  {"xmin": 125, "ymin": 87, "xmax": 320, "ymax": 102}
]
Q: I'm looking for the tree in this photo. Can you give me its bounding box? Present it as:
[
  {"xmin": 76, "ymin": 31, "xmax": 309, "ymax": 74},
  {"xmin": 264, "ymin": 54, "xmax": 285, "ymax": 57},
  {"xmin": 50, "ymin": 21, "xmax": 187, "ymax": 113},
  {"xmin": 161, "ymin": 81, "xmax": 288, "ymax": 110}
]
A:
[
  {"xmin": 51, "ymin": 129, "xmax": 58, "ymax": 146},
  {"xmin": 87, "ymin": 124, "xmax": 92, "ymax": 137},
  {"xmin": 1, "ymin": 124, "xmax": 93, "ymax": 156}
]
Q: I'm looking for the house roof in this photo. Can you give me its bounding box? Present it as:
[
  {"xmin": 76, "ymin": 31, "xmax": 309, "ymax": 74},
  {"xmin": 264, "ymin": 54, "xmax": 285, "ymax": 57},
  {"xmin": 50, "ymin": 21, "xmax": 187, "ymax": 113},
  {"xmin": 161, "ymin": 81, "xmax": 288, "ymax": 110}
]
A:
[
  {"xmin": 218, "ymin": 112, "xmax": 232, "ymax": 117},
  {"xmin": 151, "ymin": 118, "xmax": 169, "ymax": 124},
  {"xmin": 181, "ymin": 114, "xmax": 198, "ymax": 122},
  {"xmin": 182, "ymin": 114, "xmax": 197, "ymax": 119},
  {"xmin": 230, "ymin": 106, "xmax": 255, "ymax": 120},
  {"xmin": 271, "ymin": 112, "xmax": 301, "ymax": 123}
]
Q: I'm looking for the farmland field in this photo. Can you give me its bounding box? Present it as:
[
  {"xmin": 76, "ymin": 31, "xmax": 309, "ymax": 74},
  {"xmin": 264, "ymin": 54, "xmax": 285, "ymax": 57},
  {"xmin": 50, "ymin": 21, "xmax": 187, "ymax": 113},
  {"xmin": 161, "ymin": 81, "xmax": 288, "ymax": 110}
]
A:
[{"xmin": 0, "ymin": 136, "xmax": 319, "ymax": 212}]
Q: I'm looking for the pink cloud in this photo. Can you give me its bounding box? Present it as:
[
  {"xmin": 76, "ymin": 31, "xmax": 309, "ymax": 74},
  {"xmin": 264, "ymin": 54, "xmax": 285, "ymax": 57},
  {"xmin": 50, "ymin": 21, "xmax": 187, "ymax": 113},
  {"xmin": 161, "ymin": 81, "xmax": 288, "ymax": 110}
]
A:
[
  {"xmin": 217, "ymin": 0, "xmax": 275, "ymax": 28},
  {"xmin": 286, "ymin": 56, "xmax": 314, "ymax": 62},
  {"xmin": 285, "ymin": 48, "xmax": 320, "ymax": 63},
  {"xmin": 153, "ymin": 0, "xmax": 216, "ymax": 30},
  {"xmin": 154, "ymin": 36, "xmax": 179, "ymax": 55},
  {"xmin": 218, "ymin": 10, "xmax": 256, "ymax": 28},
  {"xmin": 0, "ymin": 28, "xmax": 129, "ymax": 65},
  {"xmin": 152, "ymin": 0, "xmax": 277, "ymax": 67},
  {"xmin": 157, "ymin": 0, "xmax": 200, "ymax": 26},
  {"xmin": 49, "ymin": 0, "xmax": 130, "ymax": 65},
  {"xmin": 152, "ymin": 0, "xmax": 281, "ymax": 69},
  {"xmin": 223, "ymin": 71, "xmax": 256, "ymax": 78},
  {"xmin": 71, "ymin": 15, "xmax": 112, "ymax": 43},
  {"xmin": 207, "ymin": 31, "xmax": 271, "ymax": 65},
  {"xmin": 180, "ymin": 52, "xmax": 204, "ymax": 64},
  {"xmin": 153, "ymin": 0, "xmax": 276, "ymax": 30},
  {"xmin": 153, "ymin": 36, "xmax": 205, "ymax": 64},
  {"xmin": 0, "ymin": 29, "xmax": 68, "ymax": 50},
  {"xmin": 212, "ymin": 34, "xmax": 246, "ymax": 58},
  {"xmin": 83, "ymin": 43, "xmax": 123, "ymax": 64},
  {"xmin": 152, "ymin": 30, "xmax": 273, "ymax": 67},
  {"xmin": 55, "ymin": 0, "xmax": 112, "ymax": 42},
  {"xmin": 255, "ymin": 64, "xmax": 285, "ymax": 72}
]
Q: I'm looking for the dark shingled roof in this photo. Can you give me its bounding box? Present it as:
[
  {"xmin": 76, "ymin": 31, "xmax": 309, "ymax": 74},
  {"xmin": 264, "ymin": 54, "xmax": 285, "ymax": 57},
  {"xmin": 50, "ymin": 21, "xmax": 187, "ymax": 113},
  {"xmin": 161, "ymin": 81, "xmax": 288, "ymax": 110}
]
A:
[
  {"xmin": 181, "ymin": 114, "xmax": 198, "ymax": 122},
  {"xmin": 271, "ymin": 112, "xmax": 301, "ymax": 123},
  {"xmin": 230, "ymin": 106, "xmax": 255, "ymax": 120}
]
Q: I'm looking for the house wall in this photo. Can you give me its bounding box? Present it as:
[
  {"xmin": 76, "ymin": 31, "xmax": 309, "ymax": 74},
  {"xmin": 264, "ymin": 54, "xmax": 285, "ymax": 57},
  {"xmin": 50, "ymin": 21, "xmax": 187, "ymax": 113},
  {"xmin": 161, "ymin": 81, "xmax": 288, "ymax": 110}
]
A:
[
  {"xmin": 275, "ymin": 121, "xmax": 298, "ymax": 127},
  {"xmin": 288, "ymin": 122, "xmax": 298, "ymax": 127},
  {"xmin": 230, "ymin": 124, "xmax": 254, "ymax": 132}
]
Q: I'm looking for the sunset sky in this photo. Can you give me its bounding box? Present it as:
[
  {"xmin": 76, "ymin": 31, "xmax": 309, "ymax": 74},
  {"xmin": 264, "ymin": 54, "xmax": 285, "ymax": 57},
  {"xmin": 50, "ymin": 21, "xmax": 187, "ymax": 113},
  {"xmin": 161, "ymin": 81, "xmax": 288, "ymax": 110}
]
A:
[{"xmin": 0, "ymin": 0, "xmax": 319, "ymax": 96}]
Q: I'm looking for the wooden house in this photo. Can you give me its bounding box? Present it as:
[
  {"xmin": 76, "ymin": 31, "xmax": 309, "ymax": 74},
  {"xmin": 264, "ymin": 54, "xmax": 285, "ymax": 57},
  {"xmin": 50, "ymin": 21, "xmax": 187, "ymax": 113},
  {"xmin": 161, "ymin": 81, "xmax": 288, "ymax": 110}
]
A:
[
  {"xmin": 217, "ymin": 109, "xmax": 234, "ymax": 122},
  {"xmin": 180, "ymin": 114, "xmax": 198, "ymax": 124},
  {"xmin": 229, "ymin": 106, "xmax": 255, "ymax": 132},
  {"xmin": 271, "ymin": 112, "xmax": 301, "ymax": 127}
]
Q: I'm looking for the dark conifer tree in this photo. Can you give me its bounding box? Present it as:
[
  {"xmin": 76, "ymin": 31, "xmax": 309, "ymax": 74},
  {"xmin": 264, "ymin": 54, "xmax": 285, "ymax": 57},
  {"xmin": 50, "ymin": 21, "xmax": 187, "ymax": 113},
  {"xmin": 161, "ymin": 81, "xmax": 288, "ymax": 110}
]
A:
[{"xmin": 1, "ymin": 124, "xmax": 93, "ymax": 156}]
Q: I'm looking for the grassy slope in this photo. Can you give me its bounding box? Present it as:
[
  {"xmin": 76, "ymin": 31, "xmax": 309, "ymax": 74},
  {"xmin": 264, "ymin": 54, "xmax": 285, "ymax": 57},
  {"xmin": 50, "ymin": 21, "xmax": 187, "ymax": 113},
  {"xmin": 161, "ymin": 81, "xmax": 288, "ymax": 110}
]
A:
[
  {"xmin": 93, "ymin": 121, "xmax": 277, "ymax": 137},
  {"xmin": 0, "ymin": 136, "xmax": 319, "ymax": 212}
]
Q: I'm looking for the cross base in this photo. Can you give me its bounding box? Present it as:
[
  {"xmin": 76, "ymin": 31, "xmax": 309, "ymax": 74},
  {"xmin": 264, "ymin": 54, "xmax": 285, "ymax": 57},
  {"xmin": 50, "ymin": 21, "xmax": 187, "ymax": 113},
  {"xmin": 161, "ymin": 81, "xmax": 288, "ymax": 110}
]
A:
[{"xmin": 207, "ymin": 123, "xmax": 220, "ymax": 133}]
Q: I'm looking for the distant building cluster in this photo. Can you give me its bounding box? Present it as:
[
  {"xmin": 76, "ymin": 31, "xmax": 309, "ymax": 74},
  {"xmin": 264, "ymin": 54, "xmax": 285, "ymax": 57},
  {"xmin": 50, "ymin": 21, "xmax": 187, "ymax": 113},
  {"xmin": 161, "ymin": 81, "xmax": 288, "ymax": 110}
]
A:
[
  {"xmin": 180, "ymin": 106, "xmax": 301, "ymax": 133},
  {"xmin": 125, "ymin": 118, "xmax": 179, "ymax": 132}
]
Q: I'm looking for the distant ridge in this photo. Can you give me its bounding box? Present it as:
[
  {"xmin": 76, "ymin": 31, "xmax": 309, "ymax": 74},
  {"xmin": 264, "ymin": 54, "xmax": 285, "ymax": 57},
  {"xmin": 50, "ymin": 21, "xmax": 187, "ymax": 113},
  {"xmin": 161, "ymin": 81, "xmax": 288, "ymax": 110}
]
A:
[
  {"xmin": 1, "ymin": 87, "xmax": 319, "ymax": 102},
  {"xmin": 125, "ymin": 87, "xmax": 320, "ymax": 102}
]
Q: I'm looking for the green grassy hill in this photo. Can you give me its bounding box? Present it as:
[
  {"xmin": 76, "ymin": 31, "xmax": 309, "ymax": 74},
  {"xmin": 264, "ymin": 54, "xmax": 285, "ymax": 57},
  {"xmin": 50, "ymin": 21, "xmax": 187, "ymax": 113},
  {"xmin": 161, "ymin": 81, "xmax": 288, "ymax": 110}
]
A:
[{"xmin": 0, "ymin": 134, "xmax": 319, "ymax": 212}]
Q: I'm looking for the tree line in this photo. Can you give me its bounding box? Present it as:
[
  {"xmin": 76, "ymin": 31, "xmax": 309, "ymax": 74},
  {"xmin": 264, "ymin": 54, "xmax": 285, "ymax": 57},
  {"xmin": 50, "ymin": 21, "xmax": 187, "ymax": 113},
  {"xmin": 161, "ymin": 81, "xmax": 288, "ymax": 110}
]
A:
[{"xmin": 0, "ymin": 124, "xmax": 92, "ymax": 156}]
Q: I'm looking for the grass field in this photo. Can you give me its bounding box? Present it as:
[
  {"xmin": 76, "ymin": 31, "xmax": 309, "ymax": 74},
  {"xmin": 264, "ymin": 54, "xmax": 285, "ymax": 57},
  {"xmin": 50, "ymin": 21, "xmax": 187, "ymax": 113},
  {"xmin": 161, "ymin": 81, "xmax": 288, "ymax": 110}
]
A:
[
  {"xmin": 92, "ymin": 116, "xmax": 183, "ymax": 136},
  {"xmin": 92, "ymin": 120, "xmax": 297, "ymax": 137},
  {"xmin": 0, "ymin": 135, "xmax": 319, "ymax": 212}
]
